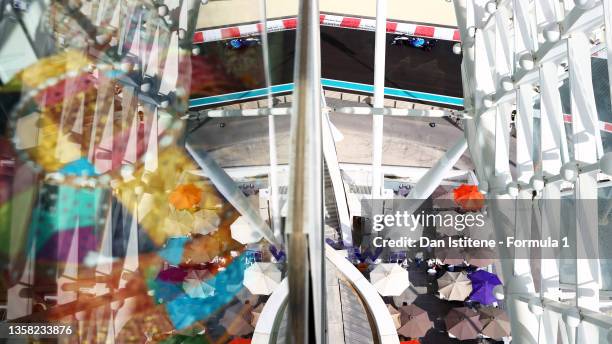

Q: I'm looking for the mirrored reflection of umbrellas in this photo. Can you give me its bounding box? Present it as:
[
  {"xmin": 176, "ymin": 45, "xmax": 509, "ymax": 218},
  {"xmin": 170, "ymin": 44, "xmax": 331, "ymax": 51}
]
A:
[
  {"xmin": 464, "ymin": 247, "xmax": 497, "ymax": 267},
  {"xmin": 479, "ymin": 307, "xmax": 511, "ymax": 340},
  {"xmin": 468, "ymin": 270, "xmax": 502, "ymax": 305},
  {"xmin": 183, "ymin": 270, "xmax": 215, "ymax": 299},
  {"xmin": 236, "ymin": 287, "xmax": 260, "ymax": 305},
  {"xmin": 219, "ymin": 302, "xmax": 254, "ymax": 337},
  {"xmin": 398, "ymin": 304, "xmax": 433, "ymax": 339},
  {"xmin": 250, "ymin": 303, "xmax": 265, "ymax": 327},
  {"xmin": 434, "ymin": 211, "xmax": 462, "ymax": 237},
  {"xmin": 387, "ymin": 304, "xmax": 401, "ymax": 329},
  {"xmin": 437, "ymin": 271, "xmax": 472, "ymax": 301},
  {"xmin": 444, "ymin": 307, "xmax": 483, "ymax": 340},
  {"xmin": 370, "ymin": 264, "xmax": 410, "ymax": 296},
  {"xmin": 193, "ymin": 209, "xmax": 220, "ymax": 235},
  {"xmin": 243, "ymin": 263, "xmax": 281, "ymax": 295},
  {"xmin": 231, "ymin": 216, "xmax": 263, "ymax": 244},
  {"xmin": 435, "ymin": 246, "xmax": 464, "ymax": 266}
]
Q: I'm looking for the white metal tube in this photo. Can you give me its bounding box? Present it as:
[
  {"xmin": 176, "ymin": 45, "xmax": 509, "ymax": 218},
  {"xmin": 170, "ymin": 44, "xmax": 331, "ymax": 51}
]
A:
[
  {"xmin": 372, "ymin": 0, "xmax": 387, "ymax": 198},
  {"xmin": 258, "ymin": 0, "xmax": 281, "ymax": 239},
  {"xmin": 184, "ymin": 143, "xmax": 280, "ymax": 246},
  {"xmin": 405, "ymin": 137, "xmax": 467, "ymax": 213}
]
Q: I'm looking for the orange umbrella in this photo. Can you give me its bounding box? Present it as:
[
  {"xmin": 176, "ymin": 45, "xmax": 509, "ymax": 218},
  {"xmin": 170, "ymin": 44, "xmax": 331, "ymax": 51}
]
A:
[
  {"xmin": 400, "ymin": 340, "xmax": 420, "ymax": 344},
  {"xmin": 169, "ymin": 183, "xmax": 202, "ymax": 210},
  {"xmin": 228, "ymin": 338, "xmax": 251, "ymax": 344},
  {"xmin": 453, "ymin": 184, "xmax": 484, "ymax": 211}
]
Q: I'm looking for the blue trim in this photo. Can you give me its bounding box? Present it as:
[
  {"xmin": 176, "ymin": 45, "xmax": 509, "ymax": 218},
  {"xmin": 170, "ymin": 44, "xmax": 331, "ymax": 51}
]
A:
[{"xmin": 189, "ymin": 78, "xmax": 464, "ymax": 108}]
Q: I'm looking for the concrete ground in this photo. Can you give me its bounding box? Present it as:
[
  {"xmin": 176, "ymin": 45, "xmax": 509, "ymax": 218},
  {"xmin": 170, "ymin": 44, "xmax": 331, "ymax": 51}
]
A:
[{"xmin": 196, "ymin": 0, "xmax": 457, "ymax": 29}]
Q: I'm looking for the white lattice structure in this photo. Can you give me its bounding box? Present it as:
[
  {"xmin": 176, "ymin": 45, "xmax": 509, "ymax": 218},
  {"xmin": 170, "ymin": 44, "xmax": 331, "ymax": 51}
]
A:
[{"xmin": 453, "ymin": 0, "xmax": 612, "ymax": 342}]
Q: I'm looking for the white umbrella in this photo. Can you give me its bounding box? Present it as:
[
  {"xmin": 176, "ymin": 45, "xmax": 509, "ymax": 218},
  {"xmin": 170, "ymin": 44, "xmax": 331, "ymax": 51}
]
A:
[
  {"xmin": 193, "ymin": 209, "xmax": 220, "ymax": 235},
  {"xmin": 231, "ymin": 216, "xmax": 263, "ymax": 244},
  {"xmin": 370, "ymin": 264, "xmax": 409, "ymax": 296},
  {"xmin": 183, "ymin": 278, "xmax": 215, "ymax": 299},
  {"xmin": 437, "ymin": 271, "xmax": 472, "ymax": 301},
  {"xmin": 243, "ymin": 263, "xmax": 281, "ymax": 295}
]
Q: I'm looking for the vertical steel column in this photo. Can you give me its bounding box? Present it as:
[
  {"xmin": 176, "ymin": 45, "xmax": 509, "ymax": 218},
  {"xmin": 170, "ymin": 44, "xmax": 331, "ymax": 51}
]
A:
[
  {"xmin": 259, "ymin": 0, "xmax": 281, "ymax": 239},
  {"xmin": 567, "ymin": 33, "xmax": 601, "ymax": 332},
  {"xmin": 371, "ymin": 0, "xmax": 387, "ymax": 198},
  {"xmin": 285, "ymin": 0, "xmax": 324, "ymax": 341}
]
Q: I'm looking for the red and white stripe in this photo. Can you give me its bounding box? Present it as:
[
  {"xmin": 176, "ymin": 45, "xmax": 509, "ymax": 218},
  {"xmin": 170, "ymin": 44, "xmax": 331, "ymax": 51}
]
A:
[
  {"xmin": 193, "ymin": 14, "xmax": 461, "ymax": 44},
  {"xmin": 563, "ymin": 114, "xmax": 612, "ymax": 134}
]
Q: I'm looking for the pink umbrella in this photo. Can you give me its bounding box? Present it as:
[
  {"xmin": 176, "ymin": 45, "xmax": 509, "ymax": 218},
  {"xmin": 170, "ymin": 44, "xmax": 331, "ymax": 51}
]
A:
[{"xmin": 444, "ymin": 307, "xmax": 483, "ymax": 340}]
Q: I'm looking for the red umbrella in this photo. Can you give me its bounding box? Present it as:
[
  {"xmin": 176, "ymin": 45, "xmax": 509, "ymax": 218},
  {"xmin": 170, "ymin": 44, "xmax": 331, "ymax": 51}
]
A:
[
  {"xmin": 228, "ymin": 338, "xmax": 251, "ymax": 344},
  {"xmin": 400, "ymin": 340, "xmax": 420, "ymax": 344},
  {"xmin": 453, "ymin": 184, "xmax": 484, "ymax": 211}
]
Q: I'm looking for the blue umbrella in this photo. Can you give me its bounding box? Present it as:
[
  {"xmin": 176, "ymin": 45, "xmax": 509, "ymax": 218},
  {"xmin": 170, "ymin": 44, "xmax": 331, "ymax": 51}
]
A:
[
  {"xmin": 468, "ymin": 270, "xmax": 502, "ymax": 305},
  {"xmin": 159, "ymin": 237, "xmax": 190, "ymax": 265}
]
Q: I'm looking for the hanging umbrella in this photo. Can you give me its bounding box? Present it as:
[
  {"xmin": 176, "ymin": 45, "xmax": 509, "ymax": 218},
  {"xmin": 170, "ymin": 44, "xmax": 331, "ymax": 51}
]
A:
[
  {"xmin": 435, "ymin": 246, "xmax": 465, "ymax": 266},
  {"xmin": 193, "ymin": 209, "xmax": 220, "ymax": 235},
  {"xmin": 183, "ymin": 272, "xmax": 215, "ymax": 299},
  {"xmin": 160, "ymin": 334, "xmax": 211, "ymax": 344},
  {"xmin": 464, "ymin": 247, "xmax": 497, "ymax": 267},
  {"xmin": 453, "ymin": 184, "xmax": 484, "ymax": 211},
  {"xmin": 230, "ymin": 216, "xmax": 263, "ymax": 244},
  {"xmin": 479, "ymin": 307, "xmax": 511, "ymax": 340},
  {"xmin": 236, "ymin": 287, "xmax": 260, "ymax": 305},
  {"xmin": 243, "ymin": 263, "xmax": 281, "ymax": 295},
  {"xmin": 228, "ymin": 338, "xmax": 251, "ymax": 344},
  {"xmin": 219, "ymin": 303, "xmax": 254, "ymax": 336},
  {"xmin": 169, "ymin": 183, "xmax": 202, "ymax": 210},
  {"xmin": 159, "ymin": 237, "xmax": 190, "ymax": 265},
  {"xmin": 398, "ymin": 304, "xmax": 433, "ymax": 338},
  {"xmin": 437, "ymin": 271, "xmax": 472, "ymax": 301},
  {"xmin": 468, "ymin": 270, "xmax": 502, "ymax": 305},
  {"xmin": 370, "ymin": 264, "xmax": 410, "ymax": 296},
  {"xmin": 444, "ymin": 307, "xmax": 483, "ymax": 340},
  {"xmin": 251, "ymin": 303, "xmax": 265, "ymax": 327},
  {"xmin": 157, "ymin": 266, "xmax": 188, "ymax": 283},
  {"xmin": 387, "ymin": 304, "xmax": 401, "ymax": 329}
]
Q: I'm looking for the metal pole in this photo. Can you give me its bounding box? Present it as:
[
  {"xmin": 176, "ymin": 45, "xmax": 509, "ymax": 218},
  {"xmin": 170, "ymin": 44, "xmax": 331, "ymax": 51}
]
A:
[
  {"xmin": 286, "ymin": 0, "xmax": 324, "ymax": 341},
  {"xmin": 258, "ymin": 0, "xmax": 282, "ymax": 240},
  {"xmin": 185, "ymin": 143, "xmax": 280, "ymax": 247},
  {"xmin": 404, "ymin": 137, "xmax": 467, "ymax": 214},
  {"xmin": 372, "ymin": 0, "xmax": 387, "ymax": 198}
]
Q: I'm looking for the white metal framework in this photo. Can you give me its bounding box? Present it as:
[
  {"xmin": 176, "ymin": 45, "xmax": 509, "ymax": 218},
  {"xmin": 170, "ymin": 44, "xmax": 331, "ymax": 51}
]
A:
[{"xmin": 453, "ymin": 0, "xmax": 612, "ymax": 343}]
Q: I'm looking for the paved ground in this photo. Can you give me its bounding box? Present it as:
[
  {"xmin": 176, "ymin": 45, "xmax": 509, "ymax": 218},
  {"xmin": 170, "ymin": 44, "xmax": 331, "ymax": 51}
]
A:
[
  {"xmin": 186, "ymin": 105, "xmax": 473, "ymax": 170},
  {"xmin": 190, "ymin": 27, "xmax": 463, "ymax": 107},
  {"xmin": 196, "ymin": 0, "xmax": 457, "ymax": 29}
]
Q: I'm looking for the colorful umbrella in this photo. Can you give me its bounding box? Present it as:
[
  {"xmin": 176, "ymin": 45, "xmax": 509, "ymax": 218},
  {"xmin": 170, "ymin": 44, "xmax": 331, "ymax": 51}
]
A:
[
  {"xmin": 437, "ymin": 271, "xmax": 472, "ymax": 301},
  {"xmin": 444, "ymin": 307, "xmax": 483, "ymax": 340},
  {"xmin": 169, "ymin": 183, "xmax": 202, "ymax": 210},
  {"xmin": 453, "ymin": 184, "xmax": 484, "ymax": 211},
  {"xmin": 193, "ymin": 209, "xmax": 220, "ymax": 235},
  {"xmin": 157, "ymin": 266, "xmax": 188, "ymax": 283},
  {"xmin": 230, "ymin": 216, "xmax": 263, "ymax": 244},
  {"xmin": 398, "ymin": 304, "xmax": 433, "ymax": 338},
  {"xmin": 219, "ymin": 302, "xmax": 254, "ymax": 336},
  {"xmin": 243, "ymin": 263, "xmax": 281, "ymax": 295},
  {"xmin": 370, "ymin": 264, "xmax": 410, "ymax": 296},
  {"xmin": 159, "ymin": 237, "xmax": 190, "ymax": 265},
  {"xmin": 400, "ymin": 340, "xmax": 420, "ymax": 344},
  {"xmin": 228, "ymin": 338, "xmax": 251, "ymax": 344},
  {"xmin": 387, "ymin": 304, "xmax": 401, "ymax": 329},
  {"xmin": 160, "ymin": 334, "xmax": 211, "ymax": 344},
  {"xmin": 183, "ymin": 270, "xmax": 215, "ymax": 299},
  {"xmin": 479, "ymin": 307, "xmax": 511, "ymax": 340},
  {"xmin": 251, "ymin": 303, "xmax": 265, "ymax": 327},
  {"xmin": 468, "ymin": 270, "xmax": 502, "ymax": 305}
]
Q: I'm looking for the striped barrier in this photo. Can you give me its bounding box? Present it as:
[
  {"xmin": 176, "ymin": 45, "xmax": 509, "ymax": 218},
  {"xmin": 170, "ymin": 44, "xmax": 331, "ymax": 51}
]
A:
[{"xmin": 193, "ymin": 14, "xmax": 461, "ymax": 44}]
